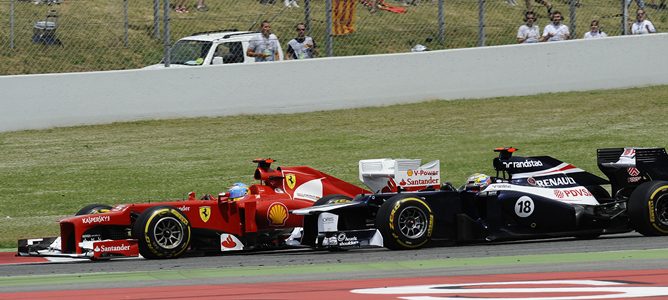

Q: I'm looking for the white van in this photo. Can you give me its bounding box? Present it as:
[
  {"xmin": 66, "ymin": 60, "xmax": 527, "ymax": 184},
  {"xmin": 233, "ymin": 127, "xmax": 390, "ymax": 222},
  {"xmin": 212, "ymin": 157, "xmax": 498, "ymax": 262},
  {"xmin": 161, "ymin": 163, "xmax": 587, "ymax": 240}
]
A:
[{"xmin": 144, "ymin": 30, "xmax": 284, "ymax": 69}]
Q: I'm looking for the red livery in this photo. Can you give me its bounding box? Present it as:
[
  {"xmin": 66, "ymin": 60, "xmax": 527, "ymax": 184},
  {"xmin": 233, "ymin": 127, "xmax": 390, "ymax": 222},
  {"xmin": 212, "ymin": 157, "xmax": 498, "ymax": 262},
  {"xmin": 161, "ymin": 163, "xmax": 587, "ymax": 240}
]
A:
[{"xmin": 18, "ymin": 159, "xmax": 368, "ymax": 260}]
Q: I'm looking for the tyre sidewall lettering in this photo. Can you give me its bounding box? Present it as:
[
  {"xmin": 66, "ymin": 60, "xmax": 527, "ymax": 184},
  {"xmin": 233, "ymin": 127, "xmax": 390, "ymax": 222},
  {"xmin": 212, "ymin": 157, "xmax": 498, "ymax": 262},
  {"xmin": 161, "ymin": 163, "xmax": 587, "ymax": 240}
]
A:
[
  {"xmin": 390, "ymin": 198, "xmax": 433, "ymax": 249},
  {"xmin": 650, "ymin": 185, "xmax": 668, "ymax": 233},
  {"xmin": 142, "ymin": 208, "xmax": 190, "ymax": 258}
]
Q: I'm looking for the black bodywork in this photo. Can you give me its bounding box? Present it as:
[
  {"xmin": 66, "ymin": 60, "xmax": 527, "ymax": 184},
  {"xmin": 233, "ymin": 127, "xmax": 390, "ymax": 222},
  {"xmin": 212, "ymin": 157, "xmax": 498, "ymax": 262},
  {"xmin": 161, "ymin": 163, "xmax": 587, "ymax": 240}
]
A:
[{"xmin": 298, "ymin": 147, "xmax": 668, "ymax": 250}]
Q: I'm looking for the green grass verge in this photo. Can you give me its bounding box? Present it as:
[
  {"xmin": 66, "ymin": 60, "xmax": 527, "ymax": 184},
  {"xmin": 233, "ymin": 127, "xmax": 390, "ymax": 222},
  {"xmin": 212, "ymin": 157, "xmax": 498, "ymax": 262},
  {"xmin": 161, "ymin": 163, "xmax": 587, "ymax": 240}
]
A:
[
  {"xmin": 2, "ymin": 248, "xmax": 668, "ymax": 286},
  {"xmin": 0, "ymin": 85, "xmax": 667, "ymax": 248}
]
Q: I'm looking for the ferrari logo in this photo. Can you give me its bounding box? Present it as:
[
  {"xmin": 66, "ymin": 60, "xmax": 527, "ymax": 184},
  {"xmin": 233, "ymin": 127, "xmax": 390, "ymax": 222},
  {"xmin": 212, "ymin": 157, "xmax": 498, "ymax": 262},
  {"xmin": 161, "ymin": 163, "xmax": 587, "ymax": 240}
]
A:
[
  {"xmin": 199, "ymin": 206, "xmax": 211, "ymax": 223},
  {"xmin": 285, "ymin": 173, "xmax": 297, "ymax": 190}
]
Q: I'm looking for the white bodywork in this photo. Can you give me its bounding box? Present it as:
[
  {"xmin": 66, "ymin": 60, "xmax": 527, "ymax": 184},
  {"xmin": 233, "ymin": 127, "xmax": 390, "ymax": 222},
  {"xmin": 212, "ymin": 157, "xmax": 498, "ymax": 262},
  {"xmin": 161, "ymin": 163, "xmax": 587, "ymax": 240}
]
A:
[{"xmin": 358, "ymin": 158, "xmax": 440, "ymax": 193}]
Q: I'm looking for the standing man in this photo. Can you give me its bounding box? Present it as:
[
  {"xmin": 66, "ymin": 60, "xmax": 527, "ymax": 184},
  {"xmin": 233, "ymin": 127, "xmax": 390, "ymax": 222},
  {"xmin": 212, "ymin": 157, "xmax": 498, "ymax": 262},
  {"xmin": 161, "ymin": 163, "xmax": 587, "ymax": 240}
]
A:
[
  {"xmin": 517, "ymin": 11, "xmax": 540, "ymax": 43},
  {"xmin": 631, "ymin": 9, "xmax": 656, "ymax": 34},
  {"xmin": 540, "ymin": 11, "xmax": 570, "ymax": 42},
  {"xmin": 286, "ymin": 23, "xmax": 317, "ymax": 60},
  {"xmin": 247, "ymin": 20, "xmax": 281, "ymax": 62}
]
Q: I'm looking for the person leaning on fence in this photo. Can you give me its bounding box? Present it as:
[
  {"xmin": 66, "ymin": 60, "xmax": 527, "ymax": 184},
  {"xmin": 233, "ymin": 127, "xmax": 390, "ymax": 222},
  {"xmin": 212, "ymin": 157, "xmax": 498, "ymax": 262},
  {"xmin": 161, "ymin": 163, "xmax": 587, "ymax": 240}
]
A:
[
  {"xmin": 247, "ymin": 20, "xmax": 281, "ymax": 62},
  {"xmin": 540, "ymin": 11, "xmax": 570, "ymax": 42},
  {"xmin": 583, "ymin": 19, "xmax": 607, "ymax": 39},
  {"xmin": 631, "ymin": 9, "xmax": 657, "ymax": 34},
  {"xmin": 286, "ymin": 23, "xmax": 317, "ymax": 60},
  {"xmin": 517, "ymin": 11, "xmax": 541, "ymax": 43}
]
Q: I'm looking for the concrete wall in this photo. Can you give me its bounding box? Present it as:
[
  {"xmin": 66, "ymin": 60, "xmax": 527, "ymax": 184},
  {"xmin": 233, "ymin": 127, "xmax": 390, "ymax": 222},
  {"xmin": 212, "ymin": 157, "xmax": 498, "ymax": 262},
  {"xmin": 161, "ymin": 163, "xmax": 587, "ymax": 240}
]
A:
[{"xmin": 1, "ymin": 33, "xmax": 667, "ymax": 132}]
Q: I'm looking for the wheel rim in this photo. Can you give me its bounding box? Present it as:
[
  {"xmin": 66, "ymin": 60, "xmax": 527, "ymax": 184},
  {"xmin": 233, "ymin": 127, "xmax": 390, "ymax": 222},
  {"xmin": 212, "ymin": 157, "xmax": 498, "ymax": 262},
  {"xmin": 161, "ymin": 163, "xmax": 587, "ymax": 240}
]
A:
[
  {"xmin": 398, "ymin": 206, "xmax": 428, "ymax": 239},
  {"xmin": 153, "ymin": 216, "xmax": 184, "ymax": 249},
  {"xmin": 655, "ymin": 193, "xmax": 668, "ymax": 226}
]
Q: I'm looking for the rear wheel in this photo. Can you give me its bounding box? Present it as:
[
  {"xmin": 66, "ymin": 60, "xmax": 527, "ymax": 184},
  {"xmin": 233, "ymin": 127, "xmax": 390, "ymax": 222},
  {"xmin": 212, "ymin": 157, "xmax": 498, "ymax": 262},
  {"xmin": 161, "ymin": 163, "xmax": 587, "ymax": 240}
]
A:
[
  {"xmin": 75, "ymin": 204, "xmax": 112, "ymax": 216},
  {"xmin": 375, "ymin": 195, "xmax": 433, "ymax": 250},
  {"xmin": 628, "ymin": 180, "xmax": 668, "ymax": 236},
  {"xmin": 132, "ymin": 206, "xmax": 191, "ymax": 259}
]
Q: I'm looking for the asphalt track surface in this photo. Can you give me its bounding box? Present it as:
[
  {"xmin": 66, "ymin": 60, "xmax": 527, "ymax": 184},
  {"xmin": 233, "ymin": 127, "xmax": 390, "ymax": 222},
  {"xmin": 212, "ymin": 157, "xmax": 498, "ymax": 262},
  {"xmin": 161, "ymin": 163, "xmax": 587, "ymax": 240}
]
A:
[{"xmin": 3, "ymin": 232, "xmax": 668, "ymax": 293}]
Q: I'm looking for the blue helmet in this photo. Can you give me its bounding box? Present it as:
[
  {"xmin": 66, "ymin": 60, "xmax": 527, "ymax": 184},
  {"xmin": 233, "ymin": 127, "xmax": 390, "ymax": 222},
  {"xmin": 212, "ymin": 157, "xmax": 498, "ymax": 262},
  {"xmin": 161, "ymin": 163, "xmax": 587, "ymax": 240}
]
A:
[{"xmin": 228, "ymin": 182, "xmax": 249, "ymax": 200}]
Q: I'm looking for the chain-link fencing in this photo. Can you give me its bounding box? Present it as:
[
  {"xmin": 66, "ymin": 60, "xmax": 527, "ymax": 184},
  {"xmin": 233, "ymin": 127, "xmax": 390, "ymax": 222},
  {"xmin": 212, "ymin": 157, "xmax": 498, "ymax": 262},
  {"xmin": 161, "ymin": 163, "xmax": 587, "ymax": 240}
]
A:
[{"xmin": 1, "ymin": 0, "xmax": 665, "ymax": 75}]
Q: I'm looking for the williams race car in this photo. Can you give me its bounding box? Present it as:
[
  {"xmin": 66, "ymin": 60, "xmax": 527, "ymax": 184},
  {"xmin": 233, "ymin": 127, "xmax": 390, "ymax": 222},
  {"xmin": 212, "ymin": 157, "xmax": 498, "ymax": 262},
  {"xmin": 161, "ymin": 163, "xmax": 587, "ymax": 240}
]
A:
[
  {"xmin": 18, "ymin": 159, "xmax": 368, "ymax": 260},
  {"xmin": 293, "ymin": 147, "xmax": 668, "ymax": 250}
]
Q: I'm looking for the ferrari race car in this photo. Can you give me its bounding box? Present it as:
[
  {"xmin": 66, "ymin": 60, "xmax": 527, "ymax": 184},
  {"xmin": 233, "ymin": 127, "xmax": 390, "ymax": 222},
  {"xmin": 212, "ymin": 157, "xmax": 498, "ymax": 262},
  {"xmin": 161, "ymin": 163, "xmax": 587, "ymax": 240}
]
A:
[
  {"xmin": 293, "ymin": 147, "xmax": 668, "ymax": 250},
  {"xmin": 18, "ymin": 159, "xmax": 368, "ymax": 260}
]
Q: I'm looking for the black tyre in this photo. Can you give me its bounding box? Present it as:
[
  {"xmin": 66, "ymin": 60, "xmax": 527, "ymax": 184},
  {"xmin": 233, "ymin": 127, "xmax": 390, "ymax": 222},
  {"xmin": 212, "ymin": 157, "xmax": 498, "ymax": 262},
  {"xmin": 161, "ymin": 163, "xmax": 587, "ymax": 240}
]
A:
[
  {"xmin": 132, "ymin": 206, "xmax": 191, "ymax": 259},
  {"xmin": 628, "ymin": 180, "xmax": 668, "ymax": 236},
  {"xmin": 75, "ymin": 204, "xmax": 112, "ymax": 216},
  {"xmin": 375, "ymin": 195, "xmax": 433, "ymax": 250}
]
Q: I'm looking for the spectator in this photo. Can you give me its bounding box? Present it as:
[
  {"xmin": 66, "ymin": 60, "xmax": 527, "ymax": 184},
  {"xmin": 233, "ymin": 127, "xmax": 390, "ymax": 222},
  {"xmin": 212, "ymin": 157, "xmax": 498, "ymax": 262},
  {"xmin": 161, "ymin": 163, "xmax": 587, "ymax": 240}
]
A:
[
  {"xmin": 540, "ymin": 11, "xmax": 570, "ymax": 41},
  {"xmin": 196, "ymin": 0, "xmax": 208, "ymax": 11},
  {"xmin": 517, "ymin": 11, "xmax": 540, "ymax": 43},
  {"xmin": 583, "ymin": 20, "xmax": 607, "ymax": 39},
  {"xmin": 247, "ymin": 20, "xmax": 281, "ymax": 62},
  {"xmin": 286, "ymin": 23, "xmax": 317, "ymax": 59},
  {"xmin": 626, "ymin": 0, "xmax": 646, "ymax": 9},
  {"xmin": 631, "ymin": 9, "xmax": 656, "ymax": 34},
  {"xmin": 284, "ymin": 0, "xmax": 299, "ymax": 7},
  {"xmin": 175, "ymin": 0, "xmax": 188, "ymax": 13},
  {"xmin": 524, "ymin": 0, "xmax": 552, "ymax": 15}
]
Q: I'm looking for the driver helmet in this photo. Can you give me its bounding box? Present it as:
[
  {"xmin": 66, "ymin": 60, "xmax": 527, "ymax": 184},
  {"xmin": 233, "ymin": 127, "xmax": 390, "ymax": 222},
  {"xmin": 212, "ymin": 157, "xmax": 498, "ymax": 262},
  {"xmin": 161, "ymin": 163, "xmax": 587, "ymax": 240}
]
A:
[
  {"xmin": 464, "ymin": 173, "xmax": 492, "ymax": 192},
  {"xmin": 228, "ymin": 182, "xmax": 249, "ymax": 200}
]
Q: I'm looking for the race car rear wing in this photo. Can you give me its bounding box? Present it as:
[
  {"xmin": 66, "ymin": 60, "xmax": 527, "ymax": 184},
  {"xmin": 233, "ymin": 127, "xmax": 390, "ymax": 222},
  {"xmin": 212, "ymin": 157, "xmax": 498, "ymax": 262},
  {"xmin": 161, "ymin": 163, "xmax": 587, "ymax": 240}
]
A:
[
  {"xmin": 597, "ymin": 147, "xmax": 668, "ymax": 197},
  {"xmin": 358, "ymin": 159, "xmax": 440, "ymax": 193}
]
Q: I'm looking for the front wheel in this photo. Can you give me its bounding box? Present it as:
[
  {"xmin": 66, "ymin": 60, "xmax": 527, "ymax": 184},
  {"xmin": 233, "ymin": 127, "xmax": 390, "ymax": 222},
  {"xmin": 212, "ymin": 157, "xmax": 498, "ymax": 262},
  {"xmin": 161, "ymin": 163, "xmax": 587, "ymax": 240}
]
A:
[
  {"xmin": 628, "ymin": 180, "xmax": 668, "ymax": 236},
  {"xmin": 375, "ymin": 195, "xmax": 433, "ymax": 250},
  {"xmin": 132, "ymin": 206, "xmax": 191, "ymax": 259}
]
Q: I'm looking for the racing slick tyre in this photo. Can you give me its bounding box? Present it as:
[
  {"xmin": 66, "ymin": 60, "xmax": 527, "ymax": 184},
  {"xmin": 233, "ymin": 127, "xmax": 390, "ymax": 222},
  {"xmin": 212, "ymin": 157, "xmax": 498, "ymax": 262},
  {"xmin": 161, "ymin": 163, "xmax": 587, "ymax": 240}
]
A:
[
  {"xmin": 75, "ymin": 204, "xmax": 112, "ymax": 216},
  {"xmin": 375, "ymin": 195, "xmax": 433, "ymax": 250},
  {"xmin": 132, "ymin": 206, "xmax": 191, "ymax": 259},
  {"xmin": 302, "ymin": 194, "xmax": 353, "ymax": 247},
  {"xmin": 628, "ymin": 180, "xmax": 668, "ymax": 236}
]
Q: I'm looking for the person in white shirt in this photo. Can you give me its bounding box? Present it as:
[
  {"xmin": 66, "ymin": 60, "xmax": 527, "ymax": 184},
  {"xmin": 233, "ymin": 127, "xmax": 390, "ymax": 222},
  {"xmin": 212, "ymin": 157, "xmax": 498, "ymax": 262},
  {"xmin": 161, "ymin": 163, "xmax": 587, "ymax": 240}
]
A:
[
  {"xmin": 517, "ymin": 11, "xmax": 540, "ymax": 43},
  {"xmin": 583, "ymin": 19, "xmax": 608, "ymax": 39},
  {"xmin": 631, "ymin": 9, "xmax": 657, "ymax": 34},
  {"xmin": 540, "ymin": 11, "xmax": 570, "ymax": 42},
  {"xmin": 247, "ymin": 21, "xmax": 281, "ymax": 62}
]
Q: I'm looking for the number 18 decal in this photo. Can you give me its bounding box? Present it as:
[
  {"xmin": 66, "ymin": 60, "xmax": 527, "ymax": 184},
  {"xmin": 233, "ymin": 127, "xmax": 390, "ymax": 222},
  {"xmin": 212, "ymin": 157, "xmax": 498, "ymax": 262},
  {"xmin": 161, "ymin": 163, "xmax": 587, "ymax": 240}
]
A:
[{"xmin": 515, "ymin": 196, "xmax": 534, "ymax": 217}]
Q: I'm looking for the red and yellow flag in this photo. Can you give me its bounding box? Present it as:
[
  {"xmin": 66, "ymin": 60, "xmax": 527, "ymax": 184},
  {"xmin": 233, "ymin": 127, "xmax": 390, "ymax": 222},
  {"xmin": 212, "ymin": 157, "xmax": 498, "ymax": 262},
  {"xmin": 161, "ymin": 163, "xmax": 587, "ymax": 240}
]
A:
[{"xmin": 333, "ymin": 0, "xmax": 356, "ymax": 35}]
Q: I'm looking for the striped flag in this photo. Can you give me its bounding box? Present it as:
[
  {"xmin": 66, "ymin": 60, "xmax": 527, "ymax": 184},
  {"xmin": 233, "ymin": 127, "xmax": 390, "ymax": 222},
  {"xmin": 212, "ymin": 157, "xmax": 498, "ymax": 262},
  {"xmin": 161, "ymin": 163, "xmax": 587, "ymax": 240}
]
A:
[{"xmin": 333, "ymin": 0, "xmax": 356, "ymax": 35}]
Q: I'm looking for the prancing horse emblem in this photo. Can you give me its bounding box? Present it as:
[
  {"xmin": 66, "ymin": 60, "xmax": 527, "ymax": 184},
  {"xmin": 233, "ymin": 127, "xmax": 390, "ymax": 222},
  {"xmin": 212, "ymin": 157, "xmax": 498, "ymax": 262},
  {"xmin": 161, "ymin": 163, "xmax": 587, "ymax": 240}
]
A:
[
  {"xmin": 199, "ymin": 206, "xmax": 211, "ymax": 223},
  {"xmin": 285, "ymin": 173, "xmax": 297, "ymax": 190}
]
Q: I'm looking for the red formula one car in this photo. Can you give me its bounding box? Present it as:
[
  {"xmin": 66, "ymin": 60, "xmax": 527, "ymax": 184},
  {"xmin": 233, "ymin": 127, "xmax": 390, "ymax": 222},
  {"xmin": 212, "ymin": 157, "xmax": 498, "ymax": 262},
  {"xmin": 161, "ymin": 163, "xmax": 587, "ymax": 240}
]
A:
[{"xmin": 18, "ymin": 159, "xmax": 368, "ymax": 260}]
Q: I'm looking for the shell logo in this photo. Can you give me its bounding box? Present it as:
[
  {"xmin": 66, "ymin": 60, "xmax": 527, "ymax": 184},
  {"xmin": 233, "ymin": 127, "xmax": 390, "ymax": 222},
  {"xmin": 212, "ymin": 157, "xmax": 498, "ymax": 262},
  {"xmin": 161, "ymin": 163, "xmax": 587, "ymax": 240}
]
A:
[
  {"xmin": 267, "ymin": 202, "xmax": 289, "ymax": 226},
  {"xmin": 407, "ymin": 169, "xmax": 414, "ymax": 176}
]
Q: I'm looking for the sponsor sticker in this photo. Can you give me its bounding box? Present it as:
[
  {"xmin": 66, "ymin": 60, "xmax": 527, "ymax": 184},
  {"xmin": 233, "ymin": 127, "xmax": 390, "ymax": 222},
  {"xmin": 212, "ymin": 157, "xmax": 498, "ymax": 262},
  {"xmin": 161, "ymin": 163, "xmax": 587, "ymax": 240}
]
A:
[
  {"xmin": 502, "ymin": 160, "xmax": 544, "ymax": 169},
  {"xmin": 267, "ymin": 202, "xmax": 289, "ymax": 226},
  {"xmin": 178, "ymin": 205, "xmax": 190, "ymax": 212},
  {"xmin": 395, "ymin": 161, "xmax": 440, "ymax": 188},
  {"xmin": 82, "ymin": 215, "xmax": 110, "ymax": 224},
  {"xmin": 199, "ymin": 206, "xmax": 211, "ymax": 223},
  {"xmin": 628, "ymin": 167, "xmax": 641, "ymax": 177}
]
